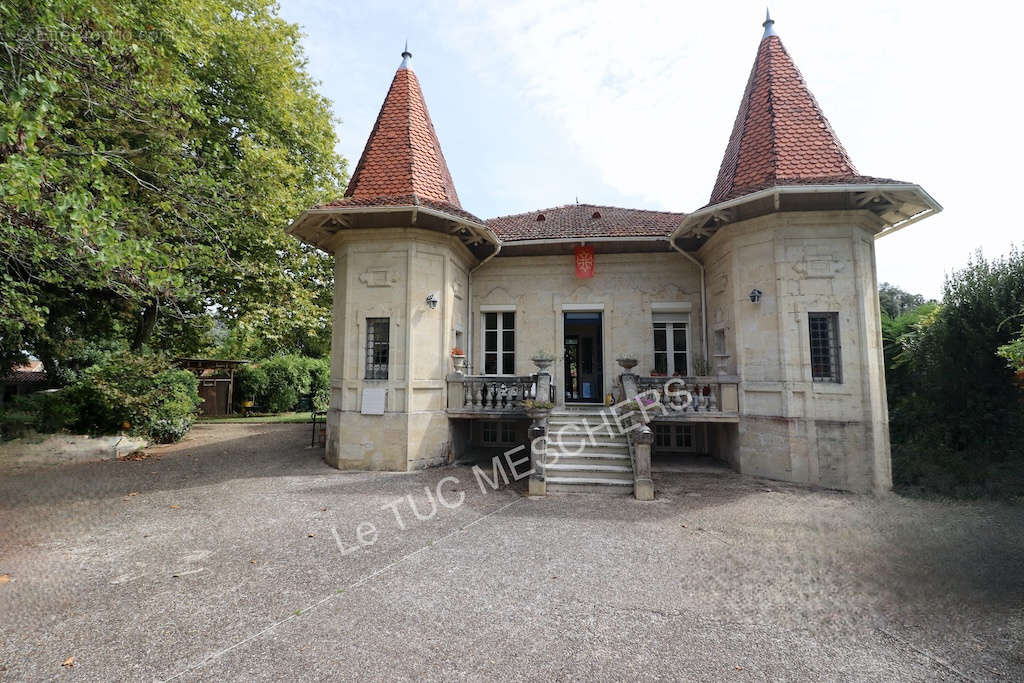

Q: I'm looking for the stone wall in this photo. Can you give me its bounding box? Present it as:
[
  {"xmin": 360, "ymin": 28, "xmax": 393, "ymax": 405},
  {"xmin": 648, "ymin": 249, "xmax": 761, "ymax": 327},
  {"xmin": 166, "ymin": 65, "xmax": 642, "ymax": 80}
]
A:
[
  {"xmin": 324, "ymin": 227, "xmax": 474, "ymax": 471},
  {"xmin": 700, "ymin": 210, "xmax": 891, "ymax": 492},
  {"xmin": 471, "ymin": 251, "xmax": 704, "ymax": 405}
]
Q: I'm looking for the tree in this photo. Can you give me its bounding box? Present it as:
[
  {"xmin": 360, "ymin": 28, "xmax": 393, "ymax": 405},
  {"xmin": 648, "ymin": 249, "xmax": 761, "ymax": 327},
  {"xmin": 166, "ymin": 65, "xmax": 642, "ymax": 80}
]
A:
[
  {"xmin": 878, "ymin": 282, "xmax": 926, "ymax": 318},
  {"xmin": 1, "ymin": 0, "xmax": 345, "ymax": 374},
  {"xmin": 997, "ymin": 310, "xmax": 1024, "ymax": 372},
  {"xmin": 886, "ymin": 250, "xmax": 1024, "ymax": 497}
]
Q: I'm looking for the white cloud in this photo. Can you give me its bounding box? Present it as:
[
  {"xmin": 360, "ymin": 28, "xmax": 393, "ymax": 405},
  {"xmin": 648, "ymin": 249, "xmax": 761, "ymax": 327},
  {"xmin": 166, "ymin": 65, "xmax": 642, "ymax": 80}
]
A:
[{"xmin": 283, "ymin": 0, "xmax": 1024, "ymax": 298}]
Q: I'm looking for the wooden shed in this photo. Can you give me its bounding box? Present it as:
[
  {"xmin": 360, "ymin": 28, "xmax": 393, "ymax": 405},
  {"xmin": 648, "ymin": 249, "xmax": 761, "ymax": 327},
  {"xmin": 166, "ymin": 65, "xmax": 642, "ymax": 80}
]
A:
[{"xmin": 175, "ymin": 358, "xmax": 248, "ymax": 417}]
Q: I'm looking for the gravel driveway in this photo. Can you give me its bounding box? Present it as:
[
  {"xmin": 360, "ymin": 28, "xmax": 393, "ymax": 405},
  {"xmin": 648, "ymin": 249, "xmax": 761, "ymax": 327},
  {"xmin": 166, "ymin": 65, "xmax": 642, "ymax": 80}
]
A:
[{"xmin": 1, "ymin": 423, "xmax": 1022, "ymax": 681}]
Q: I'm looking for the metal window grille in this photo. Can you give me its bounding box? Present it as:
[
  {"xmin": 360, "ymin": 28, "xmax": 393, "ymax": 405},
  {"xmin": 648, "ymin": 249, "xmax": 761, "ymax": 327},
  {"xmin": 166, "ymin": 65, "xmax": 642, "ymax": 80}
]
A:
[
  {"xmin": 809, "ymin": 312, "xmax": 841, "ymax": 382},
  {"xmin": 365, "ymin": 318, "xmax": 390, "ymax": 380}
]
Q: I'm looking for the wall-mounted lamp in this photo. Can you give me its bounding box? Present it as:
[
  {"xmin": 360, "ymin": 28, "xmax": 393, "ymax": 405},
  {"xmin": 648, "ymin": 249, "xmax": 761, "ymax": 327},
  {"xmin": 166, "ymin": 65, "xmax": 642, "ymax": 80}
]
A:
[
  {"xmin": 749, "ymin": 288, "xmax": 762, "ymax": 304},
  {"xmin": 425, "ymin": 292, "xmax": 439, "ymax": 310}
]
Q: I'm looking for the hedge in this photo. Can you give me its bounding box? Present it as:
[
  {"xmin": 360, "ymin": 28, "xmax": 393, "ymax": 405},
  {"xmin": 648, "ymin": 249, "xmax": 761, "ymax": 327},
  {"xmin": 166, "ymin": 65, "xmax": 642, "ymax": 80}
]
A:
[{"xmin": 234, "ymin": 355, "xmax": 329, "ymax": 413}]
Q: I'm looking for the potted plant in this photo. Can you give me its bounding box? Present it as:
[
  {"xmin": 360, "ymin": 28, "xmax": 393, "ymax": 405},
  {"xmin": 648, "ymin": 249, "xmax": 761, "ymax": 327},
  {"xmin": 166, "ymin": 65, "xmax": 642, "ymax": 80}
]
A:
[
  {"xmin": 450, "ymin": 347, "xmax": 466, "ymax": 372},
  {"xmin": 530, "ymin": 350, "xmax": 555, "ymax": 371},
  {"xmin": 523, "ymin": 399, "xmax": 554, "ymax": 419}
]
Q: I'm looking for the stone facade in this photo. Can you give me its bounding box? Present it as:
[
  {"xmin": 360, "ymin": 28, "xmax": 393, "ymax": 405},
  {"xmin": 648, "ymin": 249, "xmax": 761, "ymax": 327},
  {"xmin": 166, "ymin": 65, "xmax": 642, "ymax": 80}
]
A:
[
  {"xmin": 319, "ymin": 212, "xmax": 892, "ymax": 493},
  {"xmin": 701, "ymin": 211, "xmax": 891, "ymax": 492},
  {"xmin": 470, "ymin": 252, "xmax": 704, "ymax": 399},
  {"xmin": 288, "ymin": 19, "xmax": 941, "ymax": 494},
  {"xmin": 324, "ymin": 227, "xmax": 473, "ymax": 471}
]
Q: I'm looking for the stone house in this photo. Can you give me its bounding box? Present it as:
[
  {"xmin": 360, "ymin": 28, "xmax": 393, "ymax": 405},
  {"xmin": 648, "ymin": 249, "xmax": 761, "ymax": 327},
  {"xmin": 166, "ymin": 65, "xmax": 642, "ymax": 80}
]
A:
[{"xmin": 287, "ymin": 15, "xmax": 940, "ymax": 495}]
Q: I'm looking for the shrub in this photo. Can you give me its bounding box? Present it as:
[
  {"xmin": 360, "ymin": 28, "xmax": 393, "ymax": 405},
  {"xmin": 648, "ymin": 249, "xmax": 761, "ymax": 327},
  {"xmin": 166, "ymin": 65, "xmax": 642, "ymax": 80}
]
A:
[
  {"xmin": 307, "ymin": 357, "xmax": 330, "ymax": 411},
  {"xmin": 887, "ymin": 250, "xmax": 1024, "ymax": 498},
  {"xmin": 234, "ymin": 365, "xmax": 269, "ymax": 411},
  {"xmin": 69, "ymin": 353, "xmax": 200, "ymax": 443},
  {"xmin": 0, "ymin": 353, "xmax": 201, "ymax": 443},
  {"xmin": 0, "ymin": 397, "xmax": 38, "ymax": 440},
  {"xmin": 246, "ymin": 355, "xmax": 329, "ymax": 413},
  {"xmin": 262, "ymin": 355, "xmax": 305, "ymax": 413},
  {"xmin": 0, "ymin": 390, "xmax": 80, "ymax": 440}
]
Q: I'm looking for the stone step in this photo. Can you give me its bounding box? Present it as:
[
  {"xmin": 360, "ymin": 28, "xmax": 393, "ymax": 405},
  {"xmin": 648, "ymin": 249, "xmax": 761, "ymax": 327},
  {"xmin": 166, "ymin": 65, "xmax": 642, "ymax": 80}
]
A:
[
  {"xmin": 543, "ymin": 462, "xmax": 632, "ymax": 475},
  {"xmin": 548, "ymin": 413, "xmax": 615, "ymax": 421},
  {"xmin": 545, "ymin": 453, "xmax": 630, "ymax": 467},
  {"xmin": 545, "ymin": 477, "xmax": 634, "ymax": 495},
  {"xmin": 546, "ymin": 422, "xmax": 626, "ymax": 435},
  {"xmin": 541, "ymin": 467, "xmax": 632, "ymax": 483},
  {"xmin": 547, "ymin": 440, "xmax": 629, "ymax": 451}
]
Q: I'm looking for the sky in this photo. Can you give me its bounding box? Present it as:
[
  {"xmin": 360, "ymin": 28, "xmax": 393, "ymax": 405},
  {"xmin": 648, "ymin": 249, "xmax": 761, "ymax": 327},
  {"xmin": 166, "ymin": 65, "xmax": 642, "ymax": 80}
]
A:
[{"xmin": 277, "ymin": 0, "xmax": 1022, "ymax": 299}]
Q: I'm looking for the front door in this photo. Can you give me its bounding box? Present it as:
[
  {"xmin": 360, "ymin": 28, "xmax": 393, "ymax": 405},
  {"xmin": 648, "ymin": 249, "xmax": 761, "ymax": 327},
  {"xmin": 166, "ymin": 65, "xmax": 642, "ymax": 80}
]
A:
[{"xmin": 564, "ymin": 312, "xmax": 603, "ymax": 403}]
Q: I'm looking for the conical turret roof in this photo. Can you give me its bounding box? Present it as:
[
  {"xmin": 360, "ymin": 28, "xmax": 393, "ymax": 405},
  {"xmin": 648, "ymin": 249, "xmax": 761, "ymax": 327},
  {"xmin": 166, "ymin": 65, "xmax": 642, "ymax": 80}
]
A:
[
  {"xmin": 342, "ymin": 48, "xmax": 462, "ymax": 210},
  {"xmin": 709, "ymin": 14, "xmax": 867, "ymax": 203}
]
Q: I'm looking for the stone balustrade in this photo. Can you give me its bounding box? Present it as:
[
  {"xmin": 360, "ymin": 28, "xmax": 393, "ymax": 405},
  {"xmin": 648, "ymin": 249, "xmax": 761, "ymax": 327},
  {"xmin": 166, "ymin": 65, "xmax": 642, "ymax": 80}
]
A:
[
  {"xmin": 446, "ymin": 373, "xmax": 554, "ymax": 414},
  {"xmin": 629, "ymin": 375, "xmax": 740, "ymax": 419}
]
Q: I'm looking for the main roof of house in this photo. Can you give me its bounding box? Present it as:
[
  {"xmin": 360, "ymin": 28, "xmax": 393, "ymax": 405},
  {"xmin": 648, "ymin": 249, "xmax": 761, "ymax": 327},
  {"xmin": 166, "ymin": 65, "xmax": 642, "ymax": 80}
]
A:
[
  {"xmin": 301, "ymin": 14, "xmax": 927, "ymax": 249},
  {"xmin": 486, "ymin": 204, "xmax": 684, "ymax": 242}
]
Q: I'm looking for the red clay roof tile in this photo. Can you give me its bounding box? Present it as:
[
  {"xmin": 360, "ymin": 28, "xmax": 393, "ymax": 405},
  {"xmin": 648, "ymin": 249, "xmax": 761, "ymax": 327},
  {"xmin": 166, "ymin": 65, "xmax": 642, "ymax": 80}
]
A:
[
  {"xmin": 710, "ymin": 33, "xmax": 863, "ymax": 204},
  {"xmin": 342, "ymin": 62, "xmax": 461, "ymax": 208},
  {"xmin": 486, "ymin": 204, "xmax": 684, "ymax": 242}
]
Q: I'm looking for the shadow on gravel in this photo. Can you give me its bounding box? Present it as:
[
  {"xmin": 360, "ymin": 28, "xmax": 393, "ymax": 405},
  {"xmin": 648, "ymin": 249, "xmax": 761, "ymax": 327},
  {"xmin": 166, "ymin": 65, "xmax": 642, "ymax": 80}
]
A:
[{"xmin": 0, "ymin": 425, "xmax": 327, "ymax": 509}]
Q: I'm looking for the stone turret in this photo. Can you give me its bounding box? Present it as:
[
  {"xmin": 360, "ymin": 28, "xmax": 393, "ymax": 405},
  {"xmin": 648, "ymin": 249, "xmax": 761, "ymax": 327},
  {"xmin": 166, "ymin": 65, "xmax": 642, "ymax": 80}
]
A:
[
  {"xmin": 288, "ymin": 48, "xmax": 498, "ymax": 471},
  {"xmin": 672, "ymin": 15, "xmax": 941, "ymax": 492}
]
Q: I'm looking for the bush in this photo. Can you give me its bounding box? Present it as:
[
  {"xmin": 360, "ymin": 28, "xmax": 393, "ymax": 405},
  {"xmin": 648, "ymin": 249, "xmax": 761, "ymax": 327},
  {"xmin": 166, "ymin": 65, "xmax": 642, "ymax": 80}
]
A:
[
  {"xmin": 308, "ymin": 358, "xmax": 330, "ymax": 411},
  {"xmin": 262, "ymin": 356, "xmax": 305, "ymax": 413},
  {"xmin": 887, "ymin": 250, "xmax": 1024, "ymax": 498},
  {"xmin": 67, "ymin": 352, "xmax": 201, "ymax": 443},
  {"xmin": 0, "ymin": 397, "xmax": 38, "ymax": 440},
  {"xmin": 0, "ymin": 353, "xmax": 201, "ymax": 443},
  {"xmin": 0, "ymin": 390, "xmax": 80, "ymax": 440},
  {"xmin": 246, "ymin": 355, "xmax": 329, "ymax": 413},
  {"xmin": 234, "ymin": 364, "xmax": 269, "ymax": 411}
]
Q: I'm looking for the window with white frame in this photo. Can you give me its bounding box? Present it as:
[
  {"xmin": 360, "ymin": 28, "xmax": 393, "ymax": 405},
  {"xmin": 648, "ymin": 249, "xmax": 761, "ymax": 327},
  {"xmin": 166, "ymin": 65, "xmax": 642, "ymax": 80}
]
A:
[
  {"xmin": 653, "ymin": 312, "xmax": 689, "ymax": 376},
  {"xmin": 808, "ymin": 312, "xmax": 841, "ymax": 382},
  {"xmin": 483, "ymin": 311, "xmax": 515, "ymax": 375}
]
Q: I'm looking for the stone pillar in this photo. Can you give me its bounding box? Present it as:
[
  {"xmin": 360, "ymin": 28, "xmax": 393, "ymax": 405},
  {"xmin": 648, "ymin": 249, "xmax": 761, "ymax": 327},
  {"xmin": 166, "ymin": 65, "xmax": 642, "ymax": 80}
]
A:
[
  {"xmin": 528, "ymin": 421, "xmax": 547, "ymax": 496},
  {"xmin": 526, "ymin": 370, "xmax": 552, "ymax": 496},
  {"xmin": 534, "ymin": 371, "xmax": 552, "ymax": 403},
  {"xmin": 634, "ymin": 425, "xmax": 654, "ymax": 501}
]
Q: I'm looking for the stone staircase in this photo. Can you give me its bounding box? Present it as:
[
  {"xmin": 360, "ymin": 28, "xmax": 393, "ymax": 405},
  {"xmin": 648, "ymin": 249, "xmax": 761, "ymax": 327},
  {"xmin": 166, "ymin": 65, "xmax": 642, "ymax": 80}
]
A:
[{"xmin": 542, "ymin": 408, "xmax": 634, "ymax": 494}]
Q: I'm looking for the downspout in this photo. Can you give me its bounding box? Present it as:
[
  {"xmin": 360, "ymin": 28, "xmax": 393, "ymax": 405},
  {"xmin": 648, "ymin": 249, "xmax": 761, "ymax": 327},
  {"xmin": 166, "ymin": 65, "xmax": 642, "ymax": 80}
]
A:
[
  {"xmin": 467, "ymin": 237, "xmax": 502, "ymax": 375},
  {"xmin": 671, "ymin": 240, "xmax": 709, "ymax": 370}
]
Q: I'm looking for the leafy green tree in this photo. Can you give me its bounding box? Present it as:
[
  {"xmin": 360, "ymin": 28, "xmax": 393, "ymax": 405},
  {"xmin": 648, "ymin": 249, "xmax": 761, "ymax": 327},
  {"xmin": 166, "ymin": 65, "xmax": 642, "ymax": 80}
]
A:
[
  {"xmin": 1, "ymin": 0, "xmax": 345, "ymax": 373},
  {"xmin": 880, "ymin": 300, "xmax": 938, "ymax": 403},
  {"xmin": 887, "ymin": 250, "xmax": 1024, "ymax": 497},
  {"xmin": 997, "ymin": 310, "xmax": 1024, "ymax": 372},
  {"xmin": 878, "ymin": 282, "xmax": 927, "ymax": 318}
]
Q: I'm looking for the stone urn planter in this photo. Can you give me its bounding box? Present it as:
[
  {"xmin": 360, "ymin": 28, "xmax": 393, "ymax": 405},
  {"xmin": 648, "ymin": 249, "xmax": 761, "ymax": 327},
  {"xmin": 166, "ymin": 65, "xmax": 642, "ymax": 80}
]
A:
[
  {"xmin": 616, "ymin": 357, "xmax": 638, "ymax": 372},
  {"xmin": 531, "ymin": 353, "xmax": 555, "ymax": 372},
  {"xmin": 450, "ymin": 347, "xmax": 466, "ymax": 374}
]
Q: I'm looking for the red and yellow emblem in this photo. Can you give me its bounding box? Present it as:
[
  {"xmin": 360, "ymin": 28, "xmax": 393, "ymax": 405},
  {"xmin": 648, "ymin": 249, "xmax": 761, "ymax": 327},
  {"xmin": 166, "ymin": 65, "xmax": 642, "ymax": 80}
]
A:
[{"xmin": 574, "ymin": 245, "xmax": 594, "ymax": 279}]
